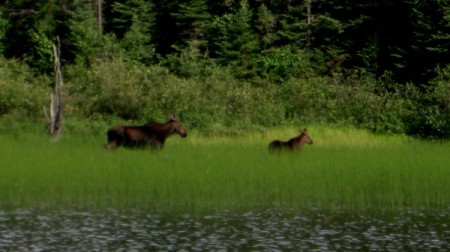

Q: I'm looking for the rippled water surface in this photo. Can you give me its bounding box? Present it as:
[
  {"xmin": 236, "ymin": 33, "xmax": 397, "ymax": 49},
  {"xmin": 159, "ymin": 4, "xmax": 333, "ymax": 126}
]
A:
[{"xmin": 1, "ymin": 208, "xmax": 449, "ymax": 251}]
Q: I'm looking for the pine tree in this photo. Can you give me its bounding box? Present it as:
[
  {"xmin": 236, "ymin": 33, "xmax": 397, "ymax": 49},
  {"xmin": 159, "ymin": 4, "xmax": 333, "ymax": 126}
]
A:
[
  {"xmin": 313, "ymin": 0, "xmax": 374, "ymax": 74},
  {"xmin": 0, "ymin": 6, "xmax": 10, "ymax": 55},
  {"xmin": 255, "ymin": 3, "xmax": 277, "ymax": 49},
  {"xmin": 1, "ymin": 0, "xmax": 70, "ymax": 72},
  {"xmin": 208, "ymin": 0, "xmax": 259, "ymax": 67},
  {"xmin": 111, "ymin": 0, "xmax": 156, "ymax": 63},
  {"xmin": 67, "ymin": 0, "xmax": 104, "ymax": 65},
  {"xmin": 410, "ymin": 0, "xmax": 450, "ymax": 83},
  {"xmin": 277, "ymin": 1, "xmax": 308, "ymax": 48},
  {"xmin": 171, "ymin": 0, "xmax": 210, "ymax": 56}
]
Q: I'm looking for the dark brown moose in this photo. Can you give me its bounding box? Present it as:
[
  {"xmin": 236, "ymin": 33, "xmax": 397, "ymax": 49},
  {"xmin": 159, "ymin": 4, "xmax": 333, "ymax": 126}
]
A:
[
  {"xmin": 105, "ymin": 115, "xmax": 187, "ymax": 150},
  {"xmin": 269, "ymin": 128, "xmax": 313, "ymax": 152}
]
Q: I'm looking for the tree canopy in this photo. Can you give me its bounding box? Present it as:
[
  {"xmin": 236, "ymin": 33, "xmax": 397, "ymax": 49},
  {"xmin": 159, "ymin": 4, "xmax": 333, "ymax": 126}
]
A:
[
  {"xmin": 1, "ymin": 0, "xmax": 449, "ymax": 84},
  {"xmin": 1, "ymin": 0, "xmax": 450, "ymax": 138}
]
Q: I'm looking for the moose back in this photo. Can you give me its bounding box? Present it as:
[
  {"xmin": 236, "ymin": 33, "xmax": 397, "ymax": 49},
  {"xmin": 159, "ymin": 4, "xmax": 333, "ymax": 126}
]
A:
[{"xmin": 105, "ymin": 116, "xmax": 187, "ymax": 150}]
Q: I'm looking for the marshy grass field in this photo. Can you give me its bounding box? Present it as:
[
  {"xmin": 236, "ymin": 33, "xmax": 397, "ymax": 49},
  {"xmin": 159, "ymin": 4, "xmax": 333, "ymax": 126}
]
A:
[{"xmin": 1, "ymin": 127, "xmax": 449, "ymax": 214}]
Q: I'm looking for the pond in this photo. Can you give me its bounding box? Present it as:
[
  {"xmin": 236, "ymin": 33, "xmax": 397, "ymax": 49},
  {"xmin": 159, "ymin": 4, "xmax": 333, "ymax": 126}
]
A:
[
  {"xmin": 0, "ymin": 209, "xmax": 450, "ymax": 251},
  {"xmin": 1, "ymin": 208, "xmax": 449, "ymax": 251}
]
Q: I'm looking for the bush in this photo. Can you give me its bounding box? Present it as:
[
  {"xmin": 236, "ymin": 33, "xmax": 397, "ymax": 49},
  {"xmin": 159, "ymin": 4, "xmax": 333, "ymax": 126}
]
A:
[
  {"xmin": 332, "ymin": 78, "xmax": 409, "ymax": 134},
  {"xmin": 65, "ymin": 56, "xmax": 285, "ymax": 135},
  {"xmin": 276, "ymin": 75, "xmax": 411, "ymax": 135},
  {"xmin": 0, "ymin": 57, "xmax": 50, "ymax": 117},
  {"xmin": 403, "ymin": 67, "xmax": 450, "ymax": 139},
  {"xmin": 4, "ymin": 52, "xmax": 450, "ymax": 139},
  {"xmin": 254, "ymin": 46, "xmax": 314, "ymax": 83},
  {"xmin": 277, "ymin": 77, "xmax": 334, "ymax": 123},
  {"xmin": 65, "ymin": 58, "xmax": 166, "ymax": 120}
]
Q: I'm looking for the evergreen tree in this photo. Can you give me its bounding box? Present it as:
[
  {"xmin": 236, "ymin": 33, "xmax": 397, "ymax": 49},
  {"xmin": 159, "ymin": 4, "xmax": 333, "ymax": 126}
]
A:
[
  {"xmin": 277, "ymin": 2, "xmax": 309, "ymax": 48},
  {"xmin": 314, "ymin": 0, "xmax": 374, "ymax": 74},
  {"xmin": 255, "ymin": 3, "xmax": 277, "ymax": 49},
  {"xmin": 67, "ymin": 0, "xmax": 103, "ymax": 65},
  {"xmin": 111, "ymin": 0, "xmax": 156, "ymax": 63},
  {"xmin": 171, "ymin": 0, "xmax": 210, "ymax": 56},
  {"xmin": 207, "ymin": 0, "xmax": 259, "ymax": 69},
  {"xmin": 410, "ymin": 0, "xmax": 450, "ymax": 83},
  {"xmin": 0, "ymin": 6, "xmax": 10, "ymax": 55},
  {"xmin": 151, "ymin": 0, "xmax": 180, "ymax": 56},
  {"xmin": 1, "ymin": 0, "xmax": 70, "ymax": 72}
]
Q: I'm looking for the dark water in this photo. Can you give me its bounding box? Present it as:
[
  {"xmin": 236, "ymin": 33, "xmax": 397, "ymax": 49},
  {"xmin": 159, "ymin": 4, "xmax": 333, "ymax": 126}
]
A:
[{"xmin": 1, "ymin": 208, "xmax": 449, "ymax": 251}]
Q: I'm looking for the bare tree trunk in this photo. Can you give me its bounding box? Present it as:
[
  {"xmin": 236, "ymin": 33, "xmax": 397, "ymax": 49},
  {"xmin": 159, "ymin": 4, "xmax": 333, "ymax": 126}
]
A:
[
  {"xmin": 97, "ymin": 0, "xmax": 103, "ymax": 34},
  {"xmin": 45, "ymin": 36, "xmax": 64, "ymax": 137},
  {"xmin": 306, "ymin": 0, "xmax": 312, "ymax": 52}
]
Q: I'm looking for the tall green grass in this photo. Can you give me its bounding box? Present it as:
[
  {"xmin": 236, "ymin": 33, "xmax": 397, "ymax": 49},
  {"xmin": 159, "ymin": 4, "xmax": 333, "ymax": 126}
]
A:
[{"xmin": 1, "ymin": 128, "xmax": 449, "ymax": 213}]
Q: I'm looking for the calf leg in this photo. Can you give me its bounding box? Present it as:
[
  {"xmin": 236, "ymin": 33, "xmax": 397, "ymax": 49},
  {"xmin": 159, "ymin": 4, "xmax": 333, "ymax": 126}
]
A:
[{"xmin": 106, "ymin": 127, "xmax": 124, "ymax": 150}]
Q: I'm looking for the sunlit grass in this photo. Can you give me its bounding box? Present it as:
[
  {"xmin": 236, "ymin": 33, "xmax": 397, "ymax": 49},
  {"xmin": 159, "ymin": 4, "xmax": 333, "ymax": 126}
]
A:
[{"xmin": 0, "ymin": 128, "xmax": 449, "ymax": 213}]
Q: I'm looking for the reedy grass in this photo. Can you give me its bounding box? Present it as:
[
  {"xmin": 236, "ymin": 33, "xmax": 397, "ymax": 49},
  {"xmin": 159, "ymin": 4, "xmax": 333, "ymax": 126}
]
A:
[{"xmin": 1, "ymin": 127, "xmax": 449, "ymax": 214}]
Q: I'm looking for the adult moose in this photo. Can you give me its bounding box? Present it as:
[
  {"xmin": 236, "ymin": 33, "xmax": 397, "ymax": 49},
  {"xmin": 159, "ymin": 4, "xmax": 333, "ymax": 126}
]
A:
[
  {"xmin": 269, "ymin": 128, "xmax": 313, "ymax": 152},
  {"xmin": 105, "ymin": 114, "xmax": 187, "ymax": 150}
]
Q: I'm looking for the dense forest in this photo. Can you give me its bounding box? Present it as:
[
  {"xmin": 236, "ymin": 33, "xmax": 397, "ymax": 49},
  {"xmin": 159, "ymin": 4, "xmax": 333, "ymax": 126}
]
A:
[{"xmin": 1, "ymin": 0, "xmax": 450, "ymax": 138}]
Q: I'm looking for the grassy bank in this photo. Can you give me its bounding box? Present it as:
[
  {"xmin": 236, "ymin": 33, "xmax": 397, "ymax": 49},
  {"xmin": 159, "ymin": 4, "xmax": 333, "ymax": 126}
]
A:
[{"xmin": 0, "ymin": 127, "xmax": 449, "ymax": 213}]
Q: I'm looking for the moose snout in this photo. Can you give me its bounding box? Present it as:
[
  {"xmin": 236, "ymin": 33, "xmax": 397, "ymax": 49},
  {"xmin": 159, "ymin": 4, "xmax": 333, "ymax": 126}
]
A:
[{"xmin": 179, "ymin": 128, "xmax": 187, "ymax": 138}]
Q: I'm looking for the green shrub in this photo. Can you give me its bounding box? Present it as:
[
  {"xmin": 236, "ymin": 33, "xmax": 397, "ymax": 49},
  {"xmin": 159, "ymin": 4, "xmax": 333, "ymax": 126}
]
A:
[
  {"xmin": 276, "ymin": 75, "xmax": 410, "ymax": 135},
  {"xmin": 3, "ymin": 52, "xmax": 450, "ymax": 139},
  {"xmin": 277, "ymin": 77, "xmax": 334, "ymax": 123},
  {"xmin": 254, "ymin": 46, "xmax": 314, "ymax": 83},
  {"xmin": 0, "ymin": 57, "xmax": 50, "ymax": 117},
  {"xmin": 403, "ymin": 67, "xmax": 450, "ymax": 139},
  {"xmin": 333, "ymin": 78, "xmax": 408, "ymax": 134},
  {"xmin": 66, "ymin": 58, "xmax": 164, "ymax": 120},
  {"xmin": 65, "ymin": 56, "xmax": 286, "ymax": 135}
]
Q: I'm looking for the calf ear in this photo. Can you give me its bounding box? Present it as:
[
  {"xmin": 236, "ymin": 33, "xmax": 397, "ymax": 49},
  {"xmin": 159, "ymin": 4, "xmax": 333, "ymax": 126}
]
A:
[
  {"xmin": 167, "ymin": 114, "xmax": 177, "ymax": 121},
  {"xmin": 303, "ymin": 128, "xmax": 307, "ymax": 133}
]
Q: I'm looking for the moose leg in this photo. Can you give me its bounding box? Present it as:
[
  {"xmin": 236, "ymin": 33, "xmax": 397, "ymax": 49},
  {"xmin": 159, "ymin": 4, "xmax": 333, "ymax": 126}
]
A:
[
  {"xmin": 105, "ymin": 140, "xmax": 118, "ymax": 150},
  {"xmin": 106, "ymin": 127, "xmax": 124, "ymax": 150},
  {"xmin": 269, "ymin": 141, "xmax": 278, "ymax": 152},
  {"xmin": 145, "ymin": 140, "xmax": 163, "ymax": 150},
  {"xmin": 269, "ymin": 140, "xmax": 286, "ymax": 152}
]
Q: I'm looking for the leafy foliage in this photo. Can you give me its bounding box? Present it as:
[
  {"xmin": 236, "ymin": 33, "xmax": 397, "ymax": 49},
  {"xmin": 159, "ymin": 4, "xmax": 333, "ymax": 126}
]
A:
[
  {"xmin": 111, "ymin": 0, "xmax": 156, "ymax": 63},
  {"xmin": 0, "ymin": 57, "xmax": 50, "ymax": 117},
  {"xmin": 1, "ymin": 0, "xmax": 450, "ymax": 139}
]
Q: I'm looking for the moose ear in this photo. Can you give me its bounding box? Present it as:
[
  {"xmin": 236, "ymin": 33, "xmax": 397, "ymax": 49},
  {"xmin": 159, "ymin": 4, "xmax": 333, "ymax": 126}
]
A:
[{"xmin": 303, "ymin": 128, "xmax": 307, "ymax": 132}]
